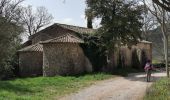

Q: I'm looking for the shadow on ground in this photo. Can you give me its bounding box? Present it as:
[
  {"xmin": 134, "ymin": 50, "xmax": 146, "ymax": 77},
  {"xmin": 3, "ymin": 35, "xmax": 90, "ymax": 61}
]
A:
[
  {"xmin": 124, "ymin": 72, "xmax": 166, "ymax": 82},
  {"xmin": 0, "ymin": 81, "xmax": 33, "ymax": 93}
]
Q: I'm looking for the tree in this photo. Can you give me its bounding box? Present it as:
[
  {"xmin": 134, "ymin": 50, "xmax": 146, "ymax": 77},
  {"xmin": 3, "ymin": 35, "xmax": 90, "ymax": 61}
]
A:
[
  {"xmin": 142, "ymin": 7, "xmax": 158, "ymax": 40},
  {"xmin": 153, "ymin": 0, "xmax": 170, "ymax": 12},
  {"xmin": 141, "ymin": 4, "xmax": 165, "ymax": 61},
  {"xmin": 85, "ymin": 0, "xmax": 144, "ymax": 50},
  {"xmin": 21, "ymin": 6, "xmax": 53, "ymax": 36},
  {"xmin": 0, "ymin": 0, "xmax": 24, "ymax": 24},
  {"xmin": 0, "ymin": 0, "xmax": 23, "ymax": 79},
  {"xmin": 144, "ymin": 0, "xmax": 170, "ymax": 77},
  {"xmin": 0, "ymin": 17, "xmax": 23, "ymax": 79}
]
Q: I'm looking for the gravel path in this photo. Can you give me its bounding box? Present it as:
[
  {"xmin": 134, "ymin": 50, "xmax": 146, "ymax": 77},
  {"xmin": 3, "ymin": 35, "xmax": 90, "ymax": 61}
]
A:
[{"xmin": 60, "ymin": 72, "xmax": 166, "ymax": 100}]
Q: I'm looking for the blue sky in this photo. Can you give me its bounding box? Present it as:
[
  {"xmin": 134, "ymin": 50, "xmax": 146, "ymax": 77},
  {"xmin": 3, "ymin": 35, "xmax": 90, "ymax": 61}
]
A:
[{"xmin": 22, "ymin": 0, "xmax": 88, "ymax": 27}]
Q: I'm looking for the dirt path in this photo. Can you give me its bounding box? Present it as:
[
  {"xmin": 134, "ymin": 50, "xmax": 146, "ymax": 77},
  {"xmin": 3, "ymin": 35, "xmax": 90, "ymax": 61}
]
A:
[{"xmin": 60, "ymin": 72, "xmax": 166, "ymax": 100}]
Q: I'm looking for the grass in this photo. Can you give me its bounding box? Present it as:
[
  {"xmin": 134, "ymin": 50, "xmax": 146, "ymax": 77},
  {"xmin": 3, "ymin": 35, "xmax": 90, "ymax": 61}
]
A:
[
  {"xmin": 0, "ymin": 73, "xmax": 115, "ymax": 100},
  {"xmin": 152, "ymin": 59, "xmax": 162, "ymax": 64},
  {"xmin": 144, "ymin": 78, "xmax": 170, "ymax": 100}
]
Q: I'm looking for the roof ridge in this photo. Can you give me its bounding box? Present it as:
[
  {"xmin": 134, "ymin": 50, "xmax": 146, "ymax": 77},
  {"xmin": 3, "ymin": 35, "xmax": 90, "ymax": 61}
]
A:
[
  {"xmin": 29, "ymin": 23, "xmax": 96, "ymax": 39},
  {"xmin": 55, "ymin": 23, "xmax": 95, "ymax": 30}
]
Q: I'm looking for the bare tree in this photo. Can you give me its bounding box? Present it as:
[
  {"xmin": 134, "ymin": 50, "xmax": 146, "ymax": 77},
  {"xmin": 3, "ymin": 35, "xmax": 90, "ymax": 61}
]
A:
[
  {"xmin": 152, "ymin": 0, "xmax": 170, "ymax": 12},
  {"xmin": 144, "ymin": 0, "xmax": 170, "ymax": 77},
  {"xmin": 142, "ymin": 5, "xmax": 165, "ymax": 61},
  {"xmin": 142, "ymin": 14, "xmax": 165, "ymax": 61},
  {"xmin": 142, "ymin": 10, "xmax": 157, "ymax": 40},
  {"xmin": 0, "ymin": 0, "xmax": 24, "ymax": 24},
  {"xmin": 21, "ymin": 6, "xmax": 53, "ymax": 36}
]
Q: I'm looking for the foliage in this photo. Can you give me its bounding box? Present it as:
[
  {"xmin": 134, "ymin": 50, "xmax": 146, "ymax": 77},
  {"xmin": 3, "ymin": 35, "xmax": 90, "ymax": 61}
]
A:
[
  {"xmin": 131, "ymin": 49, "xmax": 140, "ymax": 69},
  {"xmin": 117, "ymin": 51, "xmax": 122, "ymax": 69},
  {"xmin": 144, "ymin": 78, "xmax": 170, "ymax": 100},
  {"xmin": 0, "ymin": 16, "xmax": 22, "ymax": 80},
  {"xmin": 141, "ymin": 50, "xmax": 148, "ymax": 68},
  {"xmin": 0, "ymin": 0, "xmax": 53, "ymax": 79},
  {"xmin": 81, "ymin": 34, "xmax": 107, "ymax": 72},
  {"xmin": 83, "ymin": 0, "xmax": 144, "ymax": 72},
  {"xmin": 86, "ymin": 0, "xmax": 144, "ymax": 50},
  {"xmin": 0, "ymin": 73, "xmax": 115, "ymax": 100}
]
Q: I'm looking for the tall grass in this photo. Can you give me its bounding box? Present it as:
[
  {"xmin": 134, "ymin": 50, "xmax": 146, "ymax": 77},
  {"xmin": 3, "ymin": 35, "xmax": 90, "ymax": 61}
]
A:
[{"xmin": 144, "ymin": 78, "xmax": 170, "ymax": 100}]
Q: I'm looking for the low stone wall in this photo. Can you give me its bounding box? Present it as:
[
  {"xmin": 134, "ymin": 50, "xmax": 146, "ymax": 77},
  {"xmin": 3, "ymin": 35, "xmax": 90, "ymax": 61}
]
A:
[
  {"xmin": 19, "ymin": 52, "xmax": 43, "ymax": 77},
  {"xmin": 43, "ymin": 43, "xmax": 92, "ymax": 76}
]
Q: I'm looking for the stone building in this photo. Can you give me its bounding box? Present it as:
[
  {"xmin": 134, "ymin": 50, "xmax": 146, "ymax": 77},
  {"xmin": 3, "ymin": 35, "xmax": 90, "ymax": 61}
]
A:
[
  {"xmin": 18, "ymin": 43, "xmax": 43, "ymax": 77},
  {"xmin": 104, "ymin": 41, "xmax": 152, "ymax": 72},
  {"xmin": 18, "ymin": 23, "xmax": 152, "ymax": 77},
  {"xmin": 41, "ymin": 34, "xmax": 92, "ymax": 76},
  {"xmin": 18, "ymin": 23, "xmax": 94, "ymax": 77}
]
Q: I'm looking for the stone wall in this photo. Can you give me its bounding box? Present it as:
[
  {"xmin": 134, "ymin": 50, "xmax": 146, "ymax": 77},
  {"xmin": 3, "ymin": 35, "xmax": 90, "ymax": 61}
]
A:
[
  {"xmin": 105, "ymin": 42, "xmax": 152, "ymax": 71},
  {"xmin": 43, "ymin": 43, "xmax": 92, "ymax": 76},
  {"xmin": 19, "ymin": 52, "xmax": 43, "ymax": 77}
]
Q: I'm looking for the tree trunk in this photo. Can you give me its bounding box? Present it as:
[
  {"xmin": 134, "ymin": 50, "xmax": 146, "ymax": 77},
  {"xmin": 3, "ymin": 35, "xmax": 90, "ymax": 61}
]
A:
[
  {"xmin": 164, "ymin": 36, "xmax": 169, "ymax": 77},
  {"xmin": 162, "ymin": 8, "xmax": 169, "ymax": 78},
  {"xmin": 87, "ymin": 16, "xmax": 93, "ymax": 29}
]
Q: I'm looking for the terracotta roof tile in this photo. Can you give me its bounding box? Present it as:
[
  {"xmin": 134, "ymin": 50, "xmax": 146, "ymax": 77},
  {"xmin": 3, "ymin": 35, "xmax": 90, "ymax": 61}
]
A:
[
  {"xmin": 41, "ymin": 33, "xmax": 84, "ymax": 44},
  {"xmin": 18, "ymin": 43, "xmax": 43, "ymax": 52}
]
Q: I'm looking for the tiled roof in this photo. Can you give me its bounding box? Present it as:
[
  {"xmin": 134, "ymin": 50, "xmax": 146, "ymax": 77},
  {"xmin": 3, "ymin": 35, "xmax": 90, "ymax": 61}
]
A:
[
  {"xmin": 18, "ymin": 43, "xmax": 43, "ymax": 52},
  {"xmin": 29, "ymin": 23, "xmax": 96, "ymax": 39},
  {"xmin": 55, "ymin": 23, "xmax": 96, "ymax": 34},
  {"xmin": 41, "ymin": 33, "xmax": 84, "ymax": 44}
]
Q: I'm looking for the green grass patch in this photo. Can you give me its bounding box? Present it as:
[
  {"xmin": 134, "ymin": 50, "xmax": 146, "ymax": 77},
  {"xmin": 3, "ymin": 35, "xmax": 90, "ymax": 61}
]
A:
[
  {"xmin": 152, "ymin": 59, "xmax": 162, "ymax": 64},
  {"xmin": 144, "ymin": 78, "xmax": 170, "ymax": 100},
  {"xmin": 0, "ymin": 73, "xmax": 115, "ymax": 100}
]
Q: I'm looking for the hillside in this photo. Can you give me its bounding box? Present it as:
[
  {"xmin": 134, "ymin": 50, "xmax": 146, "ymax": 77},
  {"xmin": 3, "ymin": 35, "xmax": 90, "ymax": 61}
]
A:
[{"xmin": 146, "ymin": 27, "xmax": 164, "ymax": 62}]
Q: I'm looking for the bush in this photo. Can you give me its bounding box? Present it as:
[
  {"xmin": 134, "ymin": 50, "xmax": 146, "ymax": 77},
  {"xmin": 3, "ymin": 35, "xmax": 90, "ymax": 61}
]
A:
[
  {"xmin": 0, "ymin": 49, "xmax": 20, "ymax": 80},
  {"xmin": 0, "ymin": 64, "xmax": 14, "ymax": 80},
  {"xmin": 0, "ymin": 39, "xmax": 20, "ymax": 80},
  {"xmin": 153, "ymin": 63, "xmax": 165, "ymax": 68}
]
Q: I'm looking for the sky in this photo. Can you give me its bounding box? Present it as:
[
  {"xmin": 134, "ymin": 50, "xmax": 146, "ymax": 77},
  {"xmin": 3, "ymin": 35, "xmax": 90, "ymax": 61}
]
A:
[
  {"xmin": 22, "ymin": 0, "xmax": 93, "ymax": 28},
  {"xmin": 21, "ymin": 0, "xmax": 100, "ymax": 42}
]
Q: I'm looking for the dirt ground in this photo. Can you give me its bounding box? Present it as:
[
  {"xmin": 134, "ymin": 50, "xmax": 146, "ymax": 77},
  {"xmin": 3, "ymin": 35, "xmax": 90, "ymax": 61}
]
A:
[{"xmin": 60, "ymin": 72, "xmax": 166, "ymax": 100}]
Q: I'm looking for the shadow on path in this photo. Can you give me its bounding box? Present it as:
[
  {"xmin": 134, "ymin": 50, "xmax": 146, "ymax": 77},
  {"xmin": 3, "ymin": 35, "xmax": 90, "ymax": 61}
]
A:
[{"xmin": 125, "ymin": 72, "xmax": 166, "ymax": 82}]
